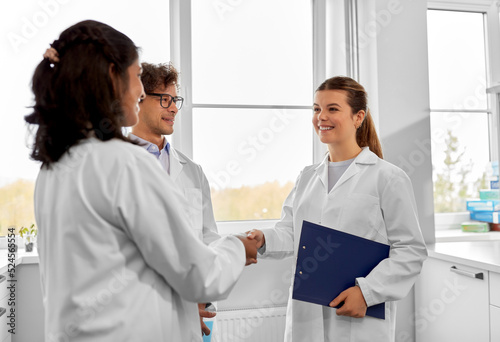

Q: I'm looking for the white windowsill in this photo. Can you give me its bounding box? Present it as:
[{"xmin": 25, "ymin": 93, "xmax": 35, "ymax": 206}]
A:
[
  {"xmin": 216, "ymin": 219, "xmax": 278, "ymax": 235},
  {"xmin": 216, "ymin": 215, "xmax": 500, "ymax": 243},
  {"xmin": 435, "ymin": 229, "xmax": 500, "ymax": 242},
  {"xmin": 434, "ymin": 211, "xmax": 500, "ymax": 241},
  {"xmin": 0, "ymin": 247, "xmax": 39, "ymax": 274}
]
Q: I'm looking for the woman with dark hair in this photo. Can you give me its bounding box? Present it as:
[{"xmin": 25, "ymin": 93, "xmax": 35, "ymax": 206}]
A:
[
  {"xmin": 247, "ymin": 76, "xmax": 427, "ymax": 341},
  {"xmin": 26, "ymin": 20, "xmax": 257, "ymax": 341}
]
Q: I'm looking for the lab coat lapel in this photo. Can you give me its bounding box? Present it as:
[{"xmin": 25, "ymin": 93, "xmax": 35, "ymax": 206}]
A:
[
  {"xmin": 330, "ymin": 161, "xmax": 360, "ymax": 193},
  {"xmin": 325, "ymin": 147, "xmax": 378, "ymax": 194},
  {"xmin": 169, "ymin": 147, "xmax": 185, "ymax": 181},
  {"xmin": 314, "ymin": 154, "xmax": 330, "ymax": 192}
]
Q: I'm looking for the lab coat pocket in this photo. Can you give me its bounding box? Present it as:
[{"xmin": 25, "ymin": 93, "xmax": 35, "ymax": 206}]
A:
[
  {"xmin": 184, "ymin": 188, "xmax": 203, "ymax": 238},
  {"xmin": 339, "ymin": 193, "xmax": 382, "ymax": 240}
]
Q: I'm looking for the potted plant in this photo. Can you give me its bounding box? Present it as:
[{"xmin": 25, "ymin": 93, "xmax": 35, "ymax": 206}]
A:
[{"xmin": 19, "ymin": 224, "xmax": 37, "ymax": 252}]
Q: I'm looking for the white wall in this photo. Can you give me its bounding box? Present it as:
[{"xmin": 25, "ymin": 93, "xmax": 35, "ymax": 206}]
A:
[
  {"xmin": 358, "ymin": 1, "xmax": 435, "ymax": 341},
  {"xmin": 366, "ymin": 0, "xmax": 435, "ymax": 244},
  {"xmin": 358, "ymin": 0, "xmax": 435, "ymax": 244}
]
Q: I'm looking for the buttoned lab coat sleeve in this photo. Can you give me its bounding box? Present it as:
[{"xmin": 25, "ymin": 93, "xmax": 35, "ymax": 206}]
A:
[
  {"xmin": 355, "ymin": 170, "xmax": 428, "ymax": 307},
  {"xmin": 200, "ymin": 169, "xmax": 221, "ymax": 245},
  {"xmin": 259, "ymin": 172, "xmax": 302, "ymax": 259},
  {"xmin": 113, "ymin": 153, "xmax": 245, "ymax": 303}
]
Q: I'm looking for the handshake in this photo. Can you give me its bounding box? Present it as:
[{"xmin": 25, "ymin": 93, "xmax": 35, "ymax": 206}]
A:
[{"xmin": 234, "ymin": 229, "xmax": 266, "ymax": 266}]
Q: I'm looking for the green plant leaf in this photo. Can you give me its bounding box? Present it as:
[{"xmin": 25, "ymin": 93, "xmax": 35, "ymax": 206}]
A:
[{"xmin": 19, "ymin": 227, "xmax": 28, "ymax": 237}]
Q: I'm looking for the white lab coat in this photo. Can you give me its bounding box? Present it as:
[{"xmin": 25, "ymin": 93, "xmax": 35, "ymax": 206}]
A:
[
  {"xmin": 169, "ymin": 147, "xmax": 220, "ymax": 244},
  {"xmin": 261, "ymin": 147, "xmax": 427, "ymax": 342},
  {"xmin": 34, "ymin": 138, "xmax": 245, "ymax": 342},
  {"xmin": 168, "ymin": 146, "xmax": 222, "ymax": 341}
]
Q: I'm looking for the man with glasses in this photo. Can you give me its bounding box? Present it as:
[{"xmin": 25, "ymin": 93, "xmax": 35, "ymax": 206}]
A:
[{"xmin": 130, "ymin": 62, "xmax": 220, "ymax": 337}]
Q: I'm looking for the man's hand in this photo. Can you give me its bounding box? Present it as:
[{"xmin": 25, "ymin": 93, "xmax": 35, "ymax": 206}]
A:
[
  {"xmin": 235, "ymin": 234, "xmax": 258, "ymax": 265},
  {"xmin": 329, "ymin": 286, "xmax": 367, "ymax": 318},
  {"xmin": 246, "ymin": 229, "xmax": 265, "ymax": 249},
  {"xmin": 198, "ymin": 303, "xmax": 216, "ymax": 336}
]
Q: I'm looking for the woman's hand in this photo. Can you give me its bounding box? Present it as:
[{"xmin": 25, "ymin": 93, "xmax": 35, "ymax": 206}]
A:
[
  {"xmin": 246, "ymin": 229, "xmax": 265, "ymax": 249},
  {"xmin": 329, "ymin": 286, "xmax": 367, "ymax": 318}
]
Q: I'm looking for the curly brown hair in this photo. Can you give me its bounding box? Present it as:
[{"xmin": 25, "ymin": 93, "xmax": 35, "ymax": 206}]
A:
[{"xmin": 141, "ymin": 62, "xmax": 179, "ymax": 93}]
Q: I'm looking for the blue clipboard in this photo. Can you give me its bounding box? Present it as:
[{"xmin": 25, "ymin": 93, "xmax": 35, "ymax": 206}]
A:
[{"xmin": 292, "ymin": 220, "xmax": 390, "ymax": 319}]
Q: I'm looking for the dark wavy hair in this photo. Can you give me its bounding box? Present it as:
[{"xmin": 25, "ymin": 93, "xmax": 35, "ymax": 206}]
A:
[
  {"xmin": 316, "ymin": 76, "xmax": 383, "ymax": 159},
  {"xmin": 25, "ymin": 20, "xmax": 139, "ymax": 167}
]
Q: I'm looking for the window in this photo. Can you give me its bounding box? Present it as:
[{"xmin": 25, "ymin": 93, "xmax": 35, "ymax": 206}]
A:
[
  {"xmin": 2, "ymin": 0, "xmax": 347, "ymax": 233},
  {"xmin": 0, "ymin": 0, "xmax": 170, "ymax": 236},
  {"xmin": 188, "ymin": 0, "xmax": 314, "ymax": 221},
  {"xmin": 427, "ymin": 9, "xmax": 491, "ymax": 216}
]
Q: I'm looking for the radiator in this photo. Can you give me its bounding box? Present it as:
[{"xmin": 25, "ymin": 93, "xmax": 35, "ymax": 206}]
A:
[{"xmin": 213, "ymin": 306, "xmax": 287, "ymax": 342}]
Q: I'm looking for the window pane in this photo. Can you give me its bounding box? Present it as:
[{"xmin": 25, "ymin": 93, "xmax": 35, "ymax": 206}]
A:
[
  {"xmin": 0, "ymin": 0, "xmax": 169, "ymax": 235},
  {"xmin": 427, "ymin": 10, "xmax": 487, "ymax": 110},
  {"xmin": 191, "ymin": 0, "xmax": 313, "ymax": 105},
  {"xmin": 193, "ymin": 108, "xmax": 313, "ymax": 221},
  {"xmin": 430, "ymin": 112, "xmax": 490, "ymax": 213}
]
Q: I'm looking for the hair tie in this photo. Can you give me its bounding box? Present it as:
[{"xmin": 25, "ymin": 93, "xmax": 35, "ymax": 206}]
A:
[{"xmin": 43, "ymin": 47, "xmax": 60, "ymax": 65}]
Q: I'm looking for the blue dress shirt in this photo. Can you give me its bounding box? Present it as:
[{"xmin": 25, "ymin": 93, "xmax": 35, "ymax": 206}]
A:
[{"xmin": 129, "ymin": 133, "xmax": 171, "ymax": 174}]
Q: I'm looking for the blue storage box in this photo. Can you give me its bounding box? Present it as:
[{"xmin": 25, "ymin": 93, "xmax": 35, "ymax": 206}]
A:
[
  {"xmin": 466, "ymin": 200, "xmax": 500, "ymax": 212},
  {"xmin": 493, "ymin": 161, "xmax": 499, "ymax": 177},
  {"xmin": 491, "ymin": 180, "xmax": 499, "ymax": 190},
  {"xmin": 470, "ymin": 211, "xmax": 500, "ymax": 224}
]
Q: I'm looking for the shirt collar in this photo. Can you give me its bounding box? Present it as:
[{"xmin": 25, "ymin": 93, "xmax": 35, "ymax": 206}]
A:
[{"xmin": 129, "ymin": 133, "xmax": 170, "ymax": 155}]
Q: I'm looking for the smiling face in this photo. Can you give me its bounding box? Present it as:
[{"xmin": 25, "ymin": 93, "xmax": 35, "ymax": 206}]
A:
[
  {"xmin": 134, "ymin": 83, "xmax": 179, "ymax": 140},
  {"xmin": 313, "ymin": 89, "xmax": 364, "ymax": 148},
  {"xmin": 121, "ymin": 59, "xmax": 145, "ymax": 127}
]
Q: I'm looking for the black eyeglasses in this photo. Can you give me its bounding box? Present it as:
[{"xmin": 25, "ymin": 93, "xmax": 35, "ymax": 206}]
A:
[{"xmin": 146, "ymin": 93, "xmax": 184, "ymax": 110}]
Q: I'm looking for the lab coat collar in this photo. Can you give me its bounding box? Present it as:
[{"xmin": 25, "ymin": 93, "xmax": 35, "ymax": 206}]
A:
[
  {"xmin": 314, "ymin": 146, "xmax": 378, "ymax": 192},
  {"xmin": 169, "ymin": 146, "xmax": 187, "ymax": 181}
]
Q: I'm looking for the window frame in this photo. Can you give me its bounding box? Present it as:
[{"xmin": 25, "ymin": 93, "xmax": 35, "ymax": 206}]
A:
[
  {"xmin": 427, "ymin": 0, "xmax": 500, "ymax": 230},
  {"xmin": 168, "ymin": 0, "xmax": 352, "ymax": 230},
  {"xmin": 169, "ymin": 0, "xmax": 500, "ymax": 231}
]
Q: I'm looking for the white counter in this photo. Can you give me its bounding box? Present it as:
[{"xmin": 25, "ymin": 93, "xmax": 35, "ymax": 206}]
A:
[
  {"xmin": 428, "ymin": 241, "xmax": 500, "ymax": 273},
  {"xmin": 1, "ymin": 240, "xmax": 499, "ymax": 279},
  {"xmin": 0, "ymin": 249, "xmax": 39, "ymax": 275},
  {"xmin": 1, "ymin": 240, "xmax": 500, "ymax": 274}
]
